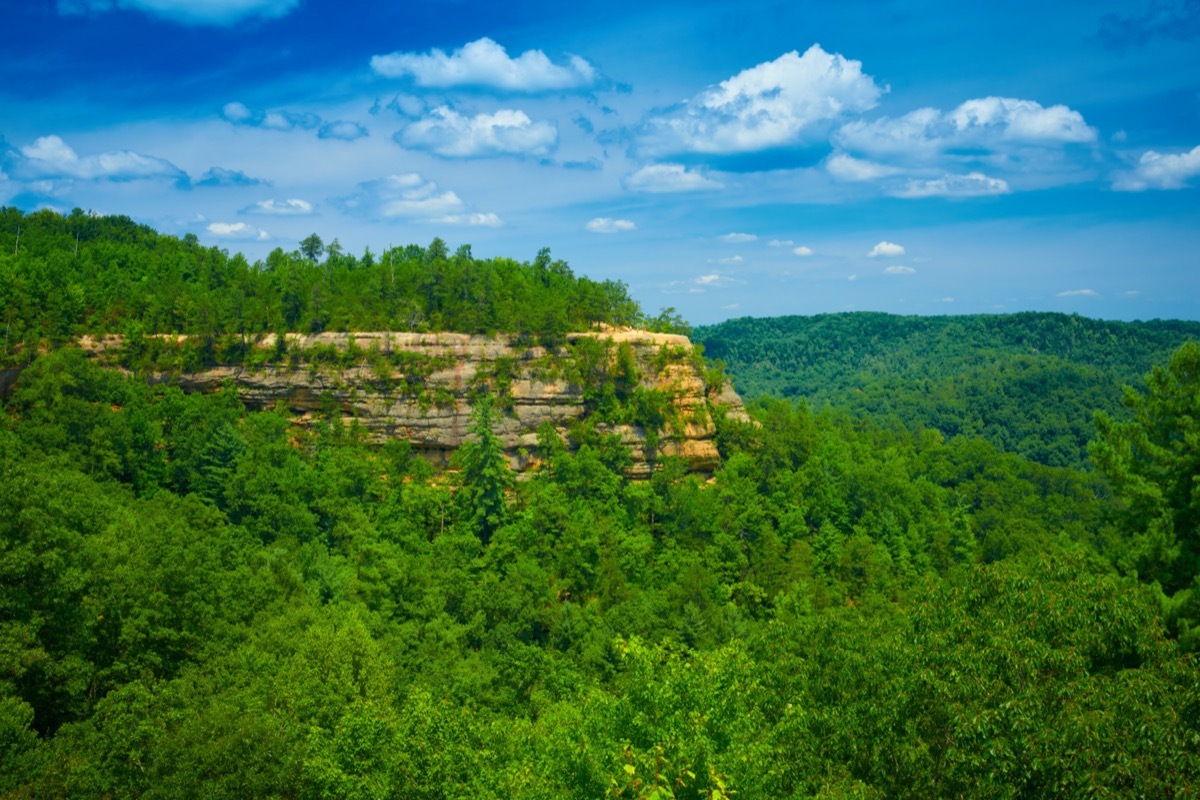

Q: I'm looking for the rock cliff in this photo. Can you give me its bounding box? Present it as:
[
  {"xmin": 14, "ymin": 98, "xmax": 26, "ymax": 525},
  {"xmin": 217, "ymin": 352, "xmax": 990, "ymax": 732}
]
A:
[{"xmin": 78, "ymin": 330, "xmax": 749, "ymax": 478}]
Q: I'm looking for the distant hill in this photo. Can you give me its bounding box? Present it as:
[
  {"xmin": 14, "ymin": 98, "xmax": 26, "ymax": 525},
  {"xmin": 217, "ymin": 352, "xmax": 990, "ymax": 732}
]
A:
[{"xmin": 695, "ymin": 312, "xmax": 1200, "ymax": 468}]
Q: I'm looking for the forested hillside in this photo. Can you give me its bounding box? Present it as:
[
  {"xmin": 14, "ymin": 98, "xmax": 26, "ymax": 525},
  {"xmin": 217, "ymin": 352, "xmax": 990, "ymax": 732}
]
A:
[
  {"xmin": 695, "ymin": 312, "xmax": 1200, "ymax": 468},
  {"xmin": 2, "ymin": 209, "xmax": 1198, "ymax": 797},
  {"xmin": 0, "ymin": 207, "xmax": 667, "ymax": 364}
]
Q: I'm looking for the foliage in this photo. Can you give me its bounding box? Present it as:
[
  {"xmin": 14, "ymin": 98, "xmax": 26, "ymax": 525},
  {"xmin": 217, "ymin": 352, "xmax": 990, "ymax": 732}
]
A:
[
  {"xmin": 696, "ymin": 311, "xmax": 1200, "ymax": 468},
  {"xmin": 1, "ymin": 211, "xmax": 1198, "ymax": 796},
  {"xmin": 0, "ymin": 207, "xmax": 644, "ymax": 362}
]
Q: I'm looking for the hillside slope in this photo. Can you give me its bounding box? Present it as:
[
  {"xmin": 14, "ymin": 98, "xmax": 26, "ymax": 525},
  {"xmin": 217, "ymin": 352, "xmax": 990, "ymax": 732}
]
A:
[{"xmin": 695, "ymin": 311, "xmax": 1200, "ymax": 468}]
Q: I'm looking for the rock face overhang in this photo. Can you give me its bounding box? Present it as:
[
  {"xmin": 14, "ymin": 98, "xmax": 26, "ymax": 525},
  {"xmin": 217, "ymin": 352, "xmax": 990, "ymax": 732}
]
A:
[{"xmin": 77, "ymin": 330, "xmax": 750, "ymax": 479}]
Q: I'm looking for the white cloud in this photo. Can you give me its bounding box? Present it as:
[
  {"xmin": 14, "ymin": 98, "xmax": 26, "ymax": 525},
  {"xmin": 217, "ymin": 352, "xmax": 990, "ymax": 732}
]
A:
[
  {"xmin": 318, "ymin": 121, "xmax": 369, "ymax": 141},
  {"xmin": 434, "ymin": 212, "xmax": 503, "ymax": 227},
  {"xmin": 1057, "ymin": 288, "xmax": 1098, "ymax": 297},
  {"xmin": 768, "ymin": 239, "xmax": 794, "ymax": 247},
  {"xmin": 1122, "ymin": 290, "xmax": 1141, "ymax": 297},
  {"xmin": 398, "ymin": 106, "xmax": 557, "ymax": 157},
  {"xmin": 884, "ymin": 265, "xmax": 916, "ymax": 275},
  {"xmin": 893, "ymin": 171, "xmax": 1011, "ymax": 198},
  {"xmin": 639, "ymin": 44, "xmax": 884, "ymax": 155},
  {"xmin": 793, "ymin": 246, "xmax": 814, "ymax": 256},
  {"xmin": 867, "ymin": 241, "xmax": 905, "ymax": 258},
  {"xmin": 195, "ymin": 167, "xmax": 264, "ymax": 187},
  {"xmin": 243, "ymin": 198, "xmax": 313, "ymax": 216},
  {"xmin": 59, "ymin": 0, "xmax": 298, "ymax": 25},
  {"xmin": 719, "ymin": 232, "xmax": 757, "ymax": 243},
  {"xmin": 370, "ymin": 37, "xmax": 596, "ymax": 92},
  {"xmin": 691, "ymin": 272, "xmax": 740, "ymax": 290},
  {"xmin": 586, "ymin": 217, "xmax": 636, "ymax": 233},
  {"xmin": 623, "ymin": 163, "xmax": 723, "ymax": 193},
  {"xmin": 337, "ymin": 173, "xmax": 500, "ymax": 224},
  {"xmin": 826, "ymin": 152, "xmax": 903, "ymax": 181},
  {"xmin": 847, "ymin": 274, "xmax": 857, "ymax": 281},
  {"xmin": 207, "ymin": 221, "xmax": 268, "ymax": 240},
  {"xmin": 935, "ymin": 297, "xmax": 955, "ymax": 303},
  {"xmin": 712, "ymin": 255, "xmax": 744, "ymax": 264},
  {"xmin": 1112, "ymin": 144, "xmax": 1200, "ymax": 191},
  {"xmin": 222, "ymin": 102, "xmax": 253, "ymax": 122},
  {"xmin": 10, "ymin": 135, "xmax": 186, "ymax": 184},
  {"xmin": 836, "ymin": 97, "xmax": 1095, "ymax": 159},
  {"xmin": 222, "ymin": 102, "xmax": 321, "ymax": 132}
]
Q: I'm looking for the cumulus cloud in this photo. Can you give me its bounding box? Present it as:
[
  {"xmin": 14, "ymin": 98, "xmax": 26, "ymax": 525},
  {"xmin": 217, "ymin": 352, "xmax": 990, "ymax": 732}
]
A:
[
  {"xmin": 867, "ymin": 241, "xmax": 905, "ymax": 258},
  {"xmin": 222, "ymin": 102, "xmax": 254, "ymax": 122},
  {"xmin": 793, "ymin": 246, "xmax": 813, "ymax": 256},
  {"xmin": 195, "ymin": 167, "xmax": 265, "ymax": 187},
  {"xmin": 638, "ymin": 44, "xmax": 884, "ymax": 156},
  {"xmin": 688, "ymin": 272, "xmax": 741, "ymax": 291},
  {"xmin": 720, "ymin": 232, "xmax": 757, "ymax": 243},
  {"xmin": 7, "ymin": 135, "xmax": 187, "ymax": 185},
  {"xmin": 712, "ymin": 255, "xmax": 744, "ymax": 264},
  {"xmin": 318, "ymin": 121, "xmax": 369, "ymax": 141},
  {"xmin": 586, "ymin": 217, "xmax": 636, "ymax": 233},
  {"xmin": 884, "ymin": 265, "xmax": 916, "ymax": 275},
  {"xmin": 768, "ymin": 239, "xmax": 794, "ymax": 247},
  {"xmin": 435, "ymin": 212, "xmax": 503, "ymax": 227},
  {"xmin": 222, "ymin": 102, "xmax": 324, "ymax": 133},
  {"xmin": 1112, "ymin": 145, "xmax": 1200, "ymax": 190},
  {"xmin": 892, "ymin": 171, "xmax": 1011, "ymax": 198},
  {"xmin": 835, "ymin": 97, "xmax": 1095, "ymax": 161},
  {"xmin": 397, "ymin": 106, "xmax": 557, "ymax": 157},
  {"xmin": 337, "ymin": 173, "xmax": 500, "ymax": 225},
  {"xmin": 826, "ymin": 152, "xmax": 903, "ymax": 181},
  {"xmin": 58, "ymin": 0, "xmax": 298, "ymax": 25},
  {"xmin": 207, "ymin": 221, "xmax": 268, "ymax": 240},
  {"xmin": 623, "ymin": 163, "xmax": 723, "ymax": 193},
  {"xmin": 243, "ymin": 198, "xmax": 313, "ymax": 215},
  {"xmin": 1057, "ymin": 288, "xmax": 1098, "ymax": 297},
  {"xmin": 370, "ymin": 37, "xmax": 597, "ymax": 92}
]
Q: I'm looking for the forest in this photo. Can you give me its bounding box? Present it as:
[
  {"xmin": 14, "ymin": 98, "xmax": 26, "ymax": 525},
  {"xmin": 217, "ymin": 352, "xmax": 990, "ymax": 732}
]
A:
[{"xmin": 1, "ymin": 207, "xmax": 1198, "ymax": 799}]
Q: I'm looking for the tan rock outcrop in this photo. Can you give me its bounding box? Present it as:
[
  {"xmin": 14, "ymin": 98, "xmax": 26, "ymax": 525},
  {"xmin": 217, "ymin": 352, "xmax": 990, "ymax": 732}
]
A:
[{"xmin": 78, "ymin": 330, "xmax": 748, "ymax": 478}]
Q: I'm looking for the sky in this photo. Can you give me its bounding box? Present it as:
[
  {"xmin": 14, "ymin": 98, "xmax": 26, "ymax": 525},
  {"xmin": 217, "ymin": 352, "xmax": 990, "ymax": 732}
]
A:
[{"xmin": 2, "ymin": 0, "xmax": 1199, "ymax": 325}]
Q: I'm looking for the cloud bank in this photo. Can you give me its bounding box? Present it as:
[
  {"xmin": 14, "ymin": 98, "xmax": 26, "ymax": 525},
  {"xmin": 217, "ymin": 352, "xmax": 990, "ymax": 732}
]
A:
[
  {"xmin": 1113, "ymin": 145, "xmax": 1200, "ymax": 191},
  {"xmin": 586, "ymin": 217, "xmax": 636, "ymax": 233},
  {"xmin": 6, "ymin": 135, "xmax": 186, "ymax": 186},
  {"xmin": 623, "ymin": 163, "xmax": 723, "ymax": 193},
  {"xmin": 371, "ymin": 38, "xmax": 597, "ymax": 92},
  {"xmin": 639, "ymin": 44, "xmax": 884, "ymax": 156},
  {"xmin": 397, "ymin": 107, "xmax": 557, "ymax": 157},
  {"xmin": 337, "ymin": 173, "xmax": 501, "ymax": 225}
]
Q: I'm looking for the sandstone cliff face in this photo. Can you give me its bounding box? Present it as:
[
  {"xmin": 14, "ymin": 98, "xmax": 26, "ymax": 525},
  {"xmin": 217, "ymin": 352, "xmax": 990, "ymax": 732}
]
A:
[{"xmin": 79, "ymin": 330, "xmax": 749, "ymax": 478}]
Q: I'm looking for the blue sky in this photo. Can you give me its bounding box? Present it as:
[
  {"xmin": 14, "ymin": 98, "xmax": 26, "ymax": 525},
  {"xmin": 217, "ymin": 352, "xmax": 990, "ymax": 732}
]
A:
[{"xmin": 2, "ymin": 0, "xmax": 1198, "ymax": 324}]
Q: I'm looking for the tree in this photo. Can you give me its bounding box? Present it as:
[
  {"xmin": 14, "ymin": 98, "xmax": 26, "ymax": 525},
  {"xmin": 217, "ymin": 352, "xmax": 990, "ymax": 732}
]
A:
[
  {"xmin": 299, "ymin": 233, "xmax": 324, "ymax": 262},
  {"xmin": 1092, "ymin": 341, "xmax": 1200, "ymax": 605},
  {"xmin": 456, "ymin": 395, "xmax": 512, "ymax": 545}
]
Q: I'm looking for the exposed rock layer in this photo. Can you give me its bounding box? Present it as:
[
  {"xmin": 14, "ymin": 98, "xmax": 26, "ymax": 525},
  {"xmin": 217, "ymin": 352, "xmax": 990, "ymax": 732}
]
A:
[{"xmin": 78, "ymin": 330, "xmax": 749, "ymax": 478}]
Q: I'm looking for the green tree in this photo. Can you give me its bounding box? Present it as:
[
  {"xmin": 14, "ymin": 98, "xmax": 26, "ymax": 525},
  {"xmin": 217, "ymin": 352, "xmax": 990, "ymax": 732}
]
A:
[
  {"xmin": 300, "ymin": 233, "xmax": 325, "ymax": 262},
  {"xmin": 456, "ymin": 395, "xmax": 512, "ymax": 545},
  {"xmin": 1092, "ymin": 341, "xmax": 1200, "ymax": 591}
]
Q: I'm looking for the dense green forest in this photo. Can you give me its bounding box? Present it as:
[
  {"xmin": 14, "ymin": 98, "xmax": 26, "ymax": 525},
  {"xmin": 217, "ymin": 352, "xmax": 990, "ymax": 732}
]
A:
[
  {"xmin": 695, "ymin": 313, "xmax": 1200, "ymax": 469},
  {"xmin": 0, "ymin": 207, "xmax": 675, "ymax": 363},
  {"xmin": 2, "ymin": 209, "xmax": 1199, "ymax": 798}
]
